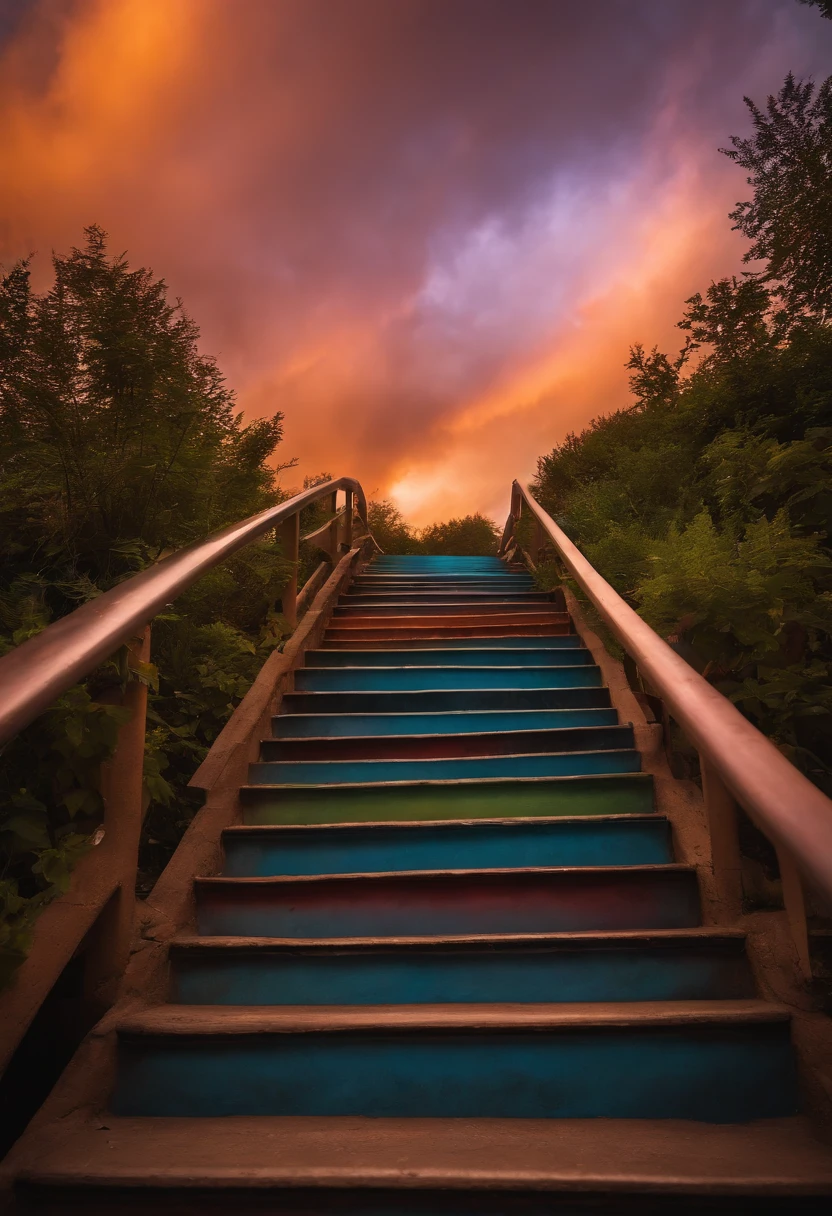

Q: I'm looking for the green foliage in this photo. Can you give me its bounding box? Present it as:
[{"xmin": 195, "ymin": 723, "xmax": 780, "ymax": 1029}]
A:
[
  {"xmin": 367, "ymin": 499, "xmax": 423, "ymax": 554},
  {"xmin": 419, "ymin": 513, "xmax": 500, "ymax": 556},
  {"xmin": 721, "ymin": 74, "xmax": 832, "ymax": 321},
  {"xmin": 366, "ymin": 502, "xmax": 500, "ymax": 556},
  {"xmin": 534, "ymin": 70, "xmax": 832, "ymax": 794},
  {"xmin": 797, "ymin": 1, "xmax": 832, "ymax": 22},
  {"xmin": 0, "ymin": 227, "xmax": 294, "ymax": 975}
]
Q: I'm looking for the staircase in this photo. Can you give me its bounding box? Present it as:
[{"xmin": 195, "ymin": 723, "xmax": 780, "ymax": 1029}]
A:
[{"xmin": 13, "ymin": 555, "xmax": 832, "ymax": 1210}]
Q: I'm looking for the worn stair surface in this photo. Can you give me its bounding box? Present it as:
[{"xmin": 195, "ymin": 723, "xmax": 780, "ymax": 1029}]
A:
[{"xmin": 16, "ymin": 556, "xmax": 832, "ymax": 1209}]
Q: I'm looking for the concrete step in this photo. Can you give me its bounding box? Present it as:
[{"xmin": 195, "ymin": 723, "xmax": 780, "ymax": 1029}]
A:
[
  {"xmin": 169, "ymin": 929, "xmax": 755, "ymax": 1006},
  {"xmin": 293, "ymin": 666, "xmax": 603, "ymax": 692},
  {"xmin": 324, "ymin": 622, "xmax": 573, "ymax": 641},
  {"xmin": 260, "ymin": 725, "xmax": 634, "ymax": 763},
  {"xmin": 281, "ymin": 687, "xmax": 612, "ymax": 714},
  {"xmin": 239, "ymin": 772, "xmax": 656, "ymax": 825},
  {"xmin": 320, "ymin": 633, "xmax": 582, "ymax": 650},
  {"xmin": 342, "ymin": 592, "xmax": 553, "ymax": 604},
  {"xmin": 305, "ymin": 647, "xmax": 593, "ymax": 666},
  {"xmin": 194, "ymin": 864, "xmax": 698, "ymax": 937},
  {"xmin": 16, "ymin": 1114, "xmax": 832, "ymax": 1209},
  {"xmin": 271, "ymin": 707, "xmax": 620, "ymax": 737},
  {"xmin": 221, "ymin": 813, "xmax": 672, "ymax": 875},
  {"xmin": 248, "ymin": 747, "xmax": 640, "ymax": 786},
  {"xmin": 109, "ymin": 1002, "xmax": 795, "ymax": 1121},
  {"xmin": 349, "ymin": 580, "xmax": 537, "ymax": 590},
  {"xmin": 335, "ymin": 600, "xmax": 569, "ymax": 612},
  {"xmin": 368, "ymin": 559, "xmax": 509, "ymax": 569}
]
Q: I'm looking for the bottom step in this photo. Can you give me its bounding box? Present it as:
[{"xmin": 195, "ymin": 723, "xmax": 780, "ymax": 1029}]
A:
[
  {"xmin": 111, "ymin": 1003, "xmax": 797, "ymax": 1122},
  {"xmin": 15, "ymin": 1115, "xmax": 832, "ymax": 1212}
]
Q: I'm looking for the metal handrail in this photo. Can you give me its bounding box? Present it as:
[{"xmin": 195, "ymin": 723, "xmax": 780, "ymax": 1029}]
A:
[
  {"xmin": 502, "ymin": 480, "xmax": 832, "ymax": 900},
  {"xmin": 0, "ymin": 476, "xmax": 368, "ymax": 747}
]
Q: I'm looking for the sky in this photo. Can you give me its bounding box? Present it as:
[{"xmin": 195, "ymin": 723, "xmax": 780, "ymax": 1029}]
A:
[{"xmin": 1, "ymin": 0, "xmax": 831, "ymax": 524}]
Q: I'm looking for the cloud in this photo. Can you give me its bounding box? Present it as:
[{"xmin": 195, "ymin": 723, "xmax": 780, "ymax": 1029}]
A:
[{"xmin": 2, "ymin": 0, "xmax": 831, "ymax": 522}]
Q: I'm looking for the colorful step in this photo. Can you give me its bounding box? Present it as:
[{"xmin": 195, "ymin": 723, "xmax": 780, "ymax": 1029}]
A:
[
  {"xmin": 169, "ymin": 931, "xmax": 756, "ymax": 1006},
  {"xmin": 240, "ymin": 773, "xmax": 657, "ymax": 825},
  {"xmin": 259, "ymin": 725, "xmax": 635, "ymax": 764},
  {"xmin": 321, "ymin": 634, "xmax": 583, "ymax": 650},
  {"xmin": 305, "ymin": 647, "xmax": 593, "ymax": 666},
  {"xmin": 112, "ymin": 1004, "xmax": 797, "ymax": 1122},
  {"xmin": 194, "ymin": 865, "xmax": 699, "ymax": 937},
  {"xmin": 324, "ymin": 624, "xmax": 573, "ymax": 640},
  {"xmin": 221, "ymin": 815, "xmax": 672, "ymax": 876},
  {"xmin": 280, "ymin": 689, "xmax": 612, "ymax": 715},
  {"xmin": 271, "ymin": 708, "xmax": 620, "ymax": 738},
  {"xmin": 249, "ymin": 748, "xmax": 641, "ymax": 786},
  {"xmin": 293, "ymin": 666, "xmax": 603, "ymax": 691}
]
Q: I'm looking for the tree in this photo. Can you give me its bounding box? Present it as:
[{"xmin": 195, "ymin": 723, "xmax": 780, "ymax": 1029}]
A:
[
  {"xmin": 367, "ymin": 499, "xmax": 421, "ymax": 554},
  {"xmin": 1, "ymin": 227, "xmax": 295, "ymax": 973},
  {"xmin": 626, "ymin": 343, "xmax": 686, "ymax": 408},
  {"xmin": 420, "ymin": 513, "xmax": 500, "ymax": 556},
  {"xmin": 531, "ymin": 64, "xmax": 832, "ymax": 792},
  {"xmin": 677, "ymin": 277, "xmax": 774, "ymax": 361},
  {"xmin": 797, "ymin": 1, "xmax": 832, "ymax": 19},
  {"xmin": 721, "ymin": 74, "xmax": 832, "ymax": 321}
]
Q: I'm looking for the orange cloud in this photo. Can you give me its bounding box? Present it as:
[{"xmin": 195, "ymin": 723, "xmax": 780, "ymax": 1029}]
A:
[{"xmin": 1, "ymin": 0, "xmax": 829, "ymax": 523}]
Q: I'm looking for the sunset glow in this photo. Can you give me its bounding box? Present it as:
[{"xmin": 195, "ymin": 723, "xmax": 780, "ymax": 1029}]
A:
[{"xmin": 1, "ymin": 0, "xmax": 830, "ymax": 522}]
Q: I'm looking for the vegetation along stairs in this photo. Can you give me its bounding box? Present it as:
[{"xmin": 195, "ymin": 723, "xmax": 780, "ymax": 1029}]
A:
[{"xmin": 10, "ymin": 553, "xmax": 832, "ymax": 1211}]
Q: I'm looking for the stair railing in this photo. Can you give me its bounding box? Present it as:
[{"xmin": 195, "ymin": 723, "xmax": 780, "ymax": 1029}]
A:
[
  {"xmin": 500, "ymin": 480, "xmax": 832, "ymax": 973},
  {"xmin": 0, "ymin": 477, "xmax": 376, "ymax": 1069}
]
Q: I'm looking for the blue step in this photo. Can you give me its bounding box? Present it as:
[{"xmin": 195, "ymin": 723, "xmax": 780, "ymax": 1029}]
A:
[
  {"xmin": 333, "ymin": 603, "xmax": 564, "ymax": 616},
  {"xmin": 343, "ymin": 594, "xmax": 552, "ymax": 605},
  {"xmin": 369, "ymin": 558, "xmax": 508, "ymax": 568},
  {"xmin": 195, "ymin": 865, "xmax": 697, "ymax": 937},
  {"xmin": 259, "ymin": 725, "xmax": 635, "ymax": 763},
  {"xmin": 169, "ymin": 932, "xmax": 756, "ymax": 1006},
  {"xmin": 322, "ymin": 634, "xmax": 581, "ymax": 649},
  {"xmin": 272, "ymin": 708, "xmax": 619, "ymax": 738},
  {"xmin": 221, "ymin": 815, "xmax": 672, "ymax": 876},
  {"xmin": 293, "ymin": 667, "xmax": 603, "ymax": 692},
  {"xmin": 306, "ymin": 648, "xmax": 592, "ymax": 667},
  {"xmin": 249, "ymin": 748, "xmax": 640, "ymax": 785},
  {"xmin": 282, "ymin": 687, "xmax": 612, "ymax": 714},
  {"xmin": 113, "ymin": 1008, "xmax": 796, "ymax": 1121},
  {"xmin": 350, "ymin": 586, "xmax": 538, "ymax": 593}
]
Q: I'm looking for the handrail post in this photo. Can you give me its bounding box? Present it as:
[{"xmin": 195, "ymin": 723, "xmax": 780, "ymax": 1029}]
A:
[
  {"xmin": 700, "ymin": 754, "xmax": 742, "ymax": 923},
  {"xmin": 775, "ymin": 842, "xmax": 812, "ymax": 980},
  {"xmin": 343, "ymin": 488, "xmax": 354, "ymax": 551},
  {"xmin": 328, "ymin": 490, "xmax": 339, "ymax": 562},
  {"xmin": 82, "ymin": 624, "xmax": 150, "ymax": 1016},
  {"xmin": 280, "ymin": 511, "xmax": 300, "ymax": 628}
]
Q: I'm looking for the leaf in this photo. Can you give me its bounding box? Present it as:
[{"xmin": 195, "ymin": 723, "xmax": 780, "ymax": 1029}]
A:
[{"xmin": 2, "ymin": 816, "xmax": 50, "ymax": 847}]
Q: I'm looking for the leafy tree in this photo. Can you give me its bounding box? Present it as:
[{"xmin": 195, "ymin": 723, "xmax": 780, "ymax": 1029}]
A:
[
  {"xmin": 420, "ymin": 513, "xmax": 500, "ymax": 556},
  {"xmin": 533, "ymin": 69, "xmax": 832, "ymax": 795},
  {"xmin": 721, "ymin": 74, "xmax": 832, "ymax": 321},
  {"xmin": 798, "ymin": 0, "xmax": 832, "ymax": 19},
  {"xmin": 367, "ymin": 499, "xmax": 422, "ymax": 554},
  {"xmin": 0, "ymin": 227, "xmax": 294, "ymax": 974}
]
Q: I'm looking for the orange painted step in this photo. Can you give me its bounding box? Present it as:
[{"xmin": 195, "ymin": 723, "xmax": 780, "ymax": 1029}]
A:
[
  {"xmin": 325, "ymin": 623, "xmax": 573, "ymax": 642},
  {"xmin": 330, "ymin": 613, "xmax": 570, "ymax": 630}
]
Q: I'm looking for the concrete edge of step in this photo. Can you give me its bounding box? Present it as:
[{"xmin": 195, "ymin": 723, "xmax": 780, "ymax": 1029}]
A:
[
  {"xmin": 167, "ymin": 927, "xmax": 750, "ymax": 952},
  {"xmin": 12, "ymin": 1114, "xmax": 832, "ymax": 1194},
  {"xmin": 221, "ymin": 812, "xmax": 664, "ymax": 834},
  {"xmin": 113, "ymin": 999, "xmax": 793, "ymax": 1038},
  {"xmin": 238, "ymin": 771, "xmax": 656, "ymax": 795},
  {"xmin": 193, "ymin": 862, "xmax": 696, "ymax": 887}
]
